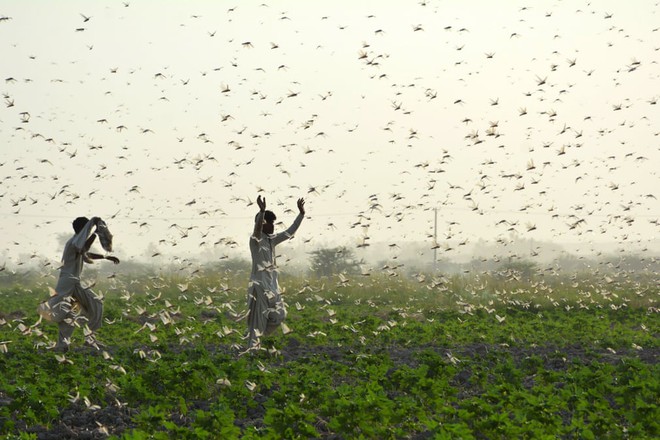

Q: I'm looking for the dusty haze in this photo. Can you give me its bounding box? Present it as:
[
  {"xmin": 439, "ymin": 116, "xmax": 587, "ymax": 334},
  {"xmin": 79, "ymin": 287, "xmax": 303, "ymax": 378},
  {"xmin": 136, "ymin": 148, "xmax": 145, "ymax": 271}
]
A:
[{"xmin": 1, "ymin": 1, "xmax": 658, "ymax": 271}]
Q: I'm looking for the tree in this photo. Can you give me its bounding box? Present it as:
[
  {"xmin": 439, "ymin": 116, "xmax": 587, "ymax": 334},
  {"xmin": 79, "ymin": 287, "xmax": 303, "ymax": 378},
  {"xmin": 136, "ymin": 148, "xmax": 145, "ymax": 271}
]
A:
[
  {"xmin": 497, "ymin": 259, "xmax": 539, "ymax": 281},
  {"xmin": 309, "ymin": 246, "xmax": 362, "ymax": 278}
]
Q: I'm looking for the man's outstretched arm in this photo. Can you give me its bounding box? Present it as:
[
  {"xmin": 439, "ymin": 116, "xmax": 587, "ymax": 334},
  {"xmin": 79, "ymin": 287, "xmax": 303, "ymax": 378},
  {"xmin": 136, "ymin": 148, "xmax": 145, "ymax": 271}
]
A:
[
  {"xmin": 272, "ymin": 198, "xmax": 305, "ymax": 246},
  {"xmin": 85, "ymin": 252, "xmax": 120, "ymax": 264}
]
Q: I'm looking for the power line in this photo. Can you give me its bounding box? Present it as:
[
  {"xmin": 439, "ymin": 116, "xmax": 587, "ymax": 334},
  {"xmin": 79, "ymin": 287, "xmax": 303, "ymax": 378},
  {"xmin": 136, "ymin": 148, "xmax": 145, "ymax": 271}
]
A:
[{"xmin": 2, "ymin": 208, "xmax": 657, "ymax": 222}]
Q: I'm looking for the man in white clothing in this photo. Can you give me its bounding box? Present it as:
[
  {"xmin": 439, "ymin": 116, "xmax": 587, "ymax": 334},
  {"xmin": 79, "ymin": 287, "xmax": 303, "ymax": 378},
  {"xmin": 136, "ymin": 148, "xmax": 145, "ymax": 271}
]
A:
[
  {"xmin": 246, "ymin": 195, "xmax": 305, "ymax": 349},
  {"xmin": 39, "ymin": 216, "xmax": 119, "ymax": 352}
]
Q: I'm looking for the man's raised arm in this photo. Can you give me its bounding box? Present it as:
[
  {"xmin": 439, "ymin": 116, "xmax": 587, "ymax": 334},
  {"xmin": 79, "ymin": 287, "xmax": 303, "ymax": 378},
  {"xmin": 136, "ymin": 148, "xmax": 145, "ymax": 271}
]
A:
[
  {"xmin": 252, "ymin": 195, "xmax": 266, "ymax": 240},
  {"xmin": 71, "ymin": 217, "xmax": 99, "ymax": 251},
  {"xmin": 273, "ymin": 198, "xmax": 305, "ymax": 246}
]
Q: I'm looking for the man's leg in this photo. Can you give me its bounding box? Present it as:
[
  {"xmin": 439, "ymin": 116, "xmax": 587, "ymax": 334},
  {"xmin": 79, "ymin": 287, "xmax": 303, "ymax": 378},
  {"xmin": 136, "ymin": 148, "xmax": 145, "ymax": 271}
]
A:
[
  {"xmin": 75, "ymin": 288, "xmax": 104, "ymax": 348},
  {"xmin": 247, "ymin": 288, "xmax": 268, "ymax": 349},
  {"xmin": 47, "ymin": 294, "xmax": 74, "ymax": 351},
  {"xmin": 56, "ymin": 319, "xmax": 75, "ymax": 351},
  {"xmin": 74, "ymin": 287, "xmax": 103, "ymax": 330},
  {"xmin": 264, "ymin": 294, "xmax": 287, "ymax": 336}
]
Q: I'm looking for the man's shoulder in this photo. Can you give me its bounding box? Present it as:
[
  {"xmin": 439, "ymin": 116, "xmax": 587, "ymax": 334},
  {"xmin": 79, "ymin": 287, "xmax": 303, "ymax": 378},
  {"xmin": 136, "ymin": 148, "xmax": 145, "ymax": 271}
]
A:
[{"xmin": 62, "ymin": 238, "xmax": 75, "ymax": 251}]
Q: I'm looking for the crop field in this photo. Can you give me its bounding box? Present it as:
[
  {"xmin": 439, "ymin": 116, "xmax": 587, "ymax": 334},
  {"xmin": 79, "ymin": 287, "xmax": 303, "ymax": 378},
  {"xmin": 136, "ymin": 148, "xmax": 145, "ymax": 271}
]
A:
[{"xmin": 0, "ymin": 267, "xmax": 658, "ymax": 439}]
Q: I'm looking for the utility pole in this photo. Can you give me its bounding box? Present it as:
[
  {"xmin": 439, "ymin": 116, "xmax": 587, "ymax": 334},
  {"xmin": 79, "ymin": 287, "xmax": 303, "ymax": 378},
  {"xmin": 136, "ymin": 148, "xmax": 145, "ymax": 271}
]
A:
[{"xmin": 433, "ymin": 207, "xmax": 437, "ymax": 271}]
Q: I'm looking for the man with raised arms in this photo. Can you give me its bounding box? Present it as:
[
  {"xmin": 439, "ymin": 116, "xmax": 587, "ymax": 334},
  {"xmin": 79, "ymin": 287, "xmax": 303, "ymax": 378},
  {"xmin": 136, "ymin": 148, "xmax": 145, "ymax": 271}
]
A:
[{"xmin": 246, "ymin": 195, "xmax": 305, "ymax": 350}]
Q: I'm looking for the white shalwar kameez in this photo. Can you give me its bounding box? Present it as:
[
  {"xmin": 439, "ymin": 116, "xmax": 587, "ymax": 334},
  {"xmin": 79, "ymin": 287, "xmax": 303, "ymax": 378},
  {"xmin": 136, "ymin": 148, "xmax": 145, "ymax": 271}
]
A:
[
  {"xmin": 247, "ymin": 211, "xmax": 304, "ymax": 348},
  {"xmin": 41, "ymin": 218, "xmax": 103, "ymax": 348}
]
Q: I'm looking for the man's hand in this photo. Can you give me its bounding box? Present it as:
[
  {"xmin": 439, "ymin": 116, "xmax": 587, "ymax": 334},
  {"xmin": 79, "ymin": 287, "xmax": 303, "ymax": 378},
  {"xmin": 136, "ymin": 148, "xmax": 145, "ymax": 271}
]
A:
[
  {"xmin": 297, "ymin": 198, "xmax": 306, "ymax": 215},
  {"xmin": 257, "ymin": 195, "xmax": 266, "ymax": 211},
  {"xmin": 106, "ymin": 256, "xmax": 120, "ymax": 264}
]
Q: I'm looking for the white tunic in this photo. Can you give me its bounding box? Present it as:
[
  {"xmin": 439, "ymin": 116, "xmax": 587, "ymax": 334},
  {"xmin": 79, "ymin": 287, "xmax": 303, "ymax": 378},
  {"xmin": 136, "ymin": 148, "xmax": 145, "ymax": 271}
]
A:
[
  {"xmin": 246, "ymin": 211, "xmax": 303, "ymax": 347},
  {"xmin": 55, "ymin": 218, "xmax": 97, "ymax": 295},
  {"xmin": 42, "ymin": 218, "xmax": 103, "ymax": 330}
]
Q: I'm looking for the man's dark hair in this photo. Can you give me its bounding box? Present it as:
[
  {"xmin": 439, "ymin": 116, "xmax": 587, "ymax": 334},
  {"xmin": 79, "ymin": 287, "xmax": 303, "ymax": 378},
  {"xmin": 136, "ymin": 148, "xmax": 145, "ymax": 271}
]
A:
[
  {"xmin": 72, "ymin": 217, "xmax": 89, "ymax": 233},
  {"xmin": 264, "ymin": 210, "xmax": 276, "ymax": 224},
  {"xmin": 256, "ymin": 210, "xmax": 276, "ymax": 224}
]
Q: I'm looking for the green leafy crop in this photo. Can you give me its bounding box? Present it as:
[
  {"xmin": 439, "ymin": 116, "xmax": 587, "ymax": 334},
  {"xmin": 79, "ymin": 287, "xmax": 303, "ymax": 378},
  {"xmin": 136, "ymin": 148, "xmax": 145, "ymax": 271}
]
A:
[{"xmin": 0, "ymin": 271, "xmax": 657, "ymax": 439}]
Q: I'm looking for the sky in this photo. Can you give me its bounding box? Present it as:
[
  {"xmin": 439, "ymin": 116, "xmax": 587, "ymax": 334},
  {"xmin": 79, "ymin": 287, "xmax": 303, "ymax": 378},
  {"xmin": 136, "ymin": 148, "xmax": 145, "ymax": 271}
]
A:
[{"xmin": 1, "ymin": 0, "xmax": 658, "ymax": 269}]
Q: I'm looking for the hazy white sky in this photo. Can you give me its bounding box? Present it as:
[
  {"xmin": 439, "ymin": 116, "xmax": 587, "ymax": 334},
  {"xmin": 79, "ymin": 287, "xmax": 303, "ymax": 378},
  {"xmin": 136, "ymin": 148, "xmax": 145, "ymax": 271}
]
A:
[{"xmin": 1, "ymin": 0, "xmax": 658, "ymax": 266}]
